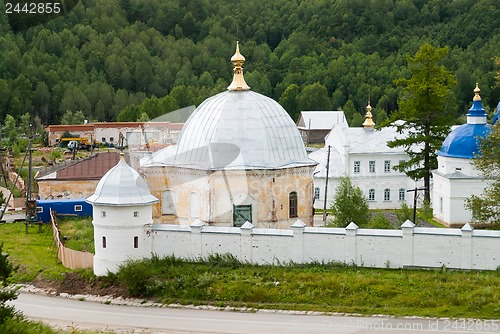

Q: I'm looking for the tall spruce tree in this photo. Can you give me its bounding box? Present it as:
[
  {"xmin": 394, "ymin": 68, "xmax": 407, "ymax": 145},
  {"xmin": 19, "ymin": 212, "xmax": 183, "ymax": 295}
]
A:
[
  {"xmin": 0, "ymin": 243, "xmax": 17, "ymax": 323},
  {"xmin": 384, "ymin": 43, "xmax": 456, "ymax": 202}
]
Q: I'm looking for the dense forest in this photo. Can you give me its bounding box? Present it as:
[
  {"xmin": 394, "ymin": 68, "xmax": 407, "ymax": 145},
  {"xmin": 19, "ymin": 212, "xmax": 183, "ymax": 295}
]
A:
[{"xmin": 0, "ymin": 0, "xmax": 498, "ymax": 127}]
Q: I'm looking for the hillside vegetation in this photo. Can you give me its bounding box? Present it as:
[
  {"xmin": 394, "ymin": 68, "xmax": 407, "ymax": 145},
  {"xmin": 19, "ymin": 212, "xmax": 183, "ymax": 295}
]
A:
[{"xmin": 0, "ymin": 0, "xmax": 498, "ymax": 126}]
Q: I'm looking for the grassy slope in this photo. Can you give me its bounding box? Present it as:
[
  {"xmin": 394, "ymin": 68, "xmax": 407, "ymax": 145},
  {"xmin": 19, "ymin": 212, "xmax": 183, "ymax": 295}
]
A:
[{"xmin": 118, "ymin": 255, "xmax": 500, "ymax": 319}]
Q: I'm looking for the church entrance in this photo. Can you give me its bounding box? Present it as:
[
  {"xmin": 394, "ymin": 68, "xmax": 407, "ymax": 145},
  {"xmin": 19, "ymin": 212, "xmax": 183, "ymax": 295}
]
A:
[{"xmin": 233, "ymin": 205, "xmax": 252, "ymax": 227}]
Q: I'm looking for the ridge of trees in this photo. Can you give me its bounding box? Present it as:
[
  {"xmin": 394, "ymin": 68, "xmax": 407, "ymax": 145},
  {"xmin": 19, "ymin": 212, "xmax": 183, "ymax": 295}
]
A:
[{"xmin": 0, "ymin": 0, "xmax": 498, "ymax": 126}]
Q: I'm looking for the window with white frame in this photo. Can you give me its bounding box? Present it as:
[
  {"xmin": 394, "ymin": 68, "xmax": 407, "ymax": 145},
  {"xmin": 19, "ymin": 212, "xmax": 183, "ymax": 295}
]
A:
[
  {"xmin": 384, "ymin": 160, "xmax": 391, "ymax": 173},
  {"xmin": 354, "ymin": 161, "xmax": 360, "ymax": 173},
  {"xmin": 384, "ymin": 188, "xmax": 391, "ymax": 201},
  {"xmin": 74, "ymin": 205, "xmax": 82, "ymax": 212},
  {"xmin": 399, "ymin": 188, "xmax": 405, "ymax": 201},
  {"xmin": 314, "ymin": 187, "xmax": 320, "ymax": 200},
  {"xmin": 134, "ymin": 211, "xmax": 139, "ymax": 217},
  {"xmin": 368, "ymin": 189, "xmax": 375, "ymax": 201},
  {"xmin": 101, "ymin": 211, "xmax": 106, "ymax": 218},
  {"xmin": 36, "ymin": 206, "xmax": 43, "ymax": 213},
  {"xmin": 369, "ymin": 160, "xmax": 375, "ymax": 173}
]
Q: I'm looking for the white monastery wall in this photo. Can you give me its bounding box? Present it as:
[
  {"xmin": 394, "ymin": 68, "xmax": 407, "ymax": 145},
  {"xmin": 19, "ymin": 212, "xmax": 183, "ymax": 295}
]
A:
[{"xmin": 149, "ymin": 220, "xmax": 500, "ymax": 270}]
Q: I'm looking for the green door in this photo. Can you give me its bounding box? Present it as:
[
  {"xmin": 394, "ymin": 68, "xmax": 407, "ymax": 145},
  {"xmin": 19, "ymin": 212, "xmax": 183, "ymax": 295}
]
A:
[{"xmin": 233, "ymin": 205, "xmax": 252, "ymax": 227}]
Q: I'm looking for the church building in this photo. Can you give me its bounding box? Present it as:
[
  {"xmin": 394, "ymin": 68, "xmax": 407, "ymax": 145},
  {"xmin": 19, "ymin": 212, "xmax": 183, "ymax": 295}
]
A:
[
  {"xmin": 432, "ymin": 84, "xmax": 493, "ymax": 226},
  {"xmin": 140, "ymin": 43, "xmax": 317, "ymax": 228},
  {"xmin": 309, "ymin": 102, "xmax": 420, "ymax": 211}
]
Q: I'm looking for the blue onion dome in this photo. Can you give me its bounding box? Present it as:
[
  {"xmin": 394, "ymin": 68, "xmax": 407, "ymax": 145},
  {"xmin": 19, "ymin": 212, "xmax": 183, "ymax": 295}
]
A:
[{"xmin": 438, "ymin": 84, "xmax": 492, "ymax": 159}]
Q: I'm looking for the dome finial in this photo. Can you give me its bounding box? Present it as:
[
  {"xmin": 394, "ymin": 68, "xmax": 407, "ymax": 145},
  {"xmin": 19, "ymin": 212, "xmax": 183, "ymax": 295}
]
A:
[
  {"xmin": 363, "ymin": 99, "xmax": 375, "ymax": 129},
  {"xmin": 473, "ymin": 83, "xmax": 481, "ymax": 101},
  {"xmin": 227, "ymin": 41, "xmax": 250, "ymax": 91}
]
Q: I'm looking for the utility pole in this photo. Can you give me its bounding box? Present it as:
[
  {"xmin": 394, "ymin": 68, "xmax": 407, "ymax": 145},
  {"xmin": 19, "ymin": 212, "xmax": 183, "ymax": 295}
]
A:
[
  {"xmin": 322, "ymin": 145, "xmax": 331, "ymax": 225},
  {"xmin": 407, "ymin": 186, "xmax": 427, "ymax": 224},
  {"xmin": 25, "ymin": 123, "xmax": 39, "ymax": 233}
]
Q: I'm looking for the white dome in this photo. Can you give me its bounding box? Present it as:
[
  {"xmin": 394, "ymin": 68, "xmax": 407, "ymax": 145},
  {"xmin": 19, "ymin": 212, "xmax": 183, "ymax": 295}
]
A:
[
  {"xmin": 87, "ymin": 157, "xmax": 158, "ymax": 206},
  {"xmin": 170, "ymin": 90, "xmax": 315, "ymax": 170}
]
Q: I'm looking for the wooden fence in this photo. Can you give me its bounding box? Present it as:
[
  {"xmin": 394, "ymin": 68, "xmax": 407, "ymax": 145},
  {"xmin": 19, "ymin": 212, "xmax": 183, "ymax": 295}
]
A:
[{"xmin": 50, "ymin": 211, "xmax": 94, "ymax": 269}]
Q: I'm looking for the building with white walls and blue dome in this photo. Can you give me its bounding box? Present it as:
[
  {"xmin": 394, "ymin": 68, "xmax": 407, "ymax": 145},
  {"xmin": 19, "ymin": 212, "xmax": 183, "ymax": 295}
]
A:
[{"xmin": 432, "ymin": 84, "xmax": 493, "ymax": 226}]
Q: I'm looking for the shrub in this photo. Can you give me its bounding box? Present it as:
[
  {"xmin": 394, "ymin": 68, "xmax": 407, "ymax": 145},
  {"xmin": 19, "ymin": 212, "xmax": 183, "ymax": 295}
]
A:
[
  {"xmin": 368, "ymin": 213, "xmax": 393, "ymax": 229},
  {"xmin": 396, "ymin": 202, "xmax": 413, "ymax": 223},
  {"xmin": 330, "ymin": 176, "xmax": 370, "ymax": 227}
]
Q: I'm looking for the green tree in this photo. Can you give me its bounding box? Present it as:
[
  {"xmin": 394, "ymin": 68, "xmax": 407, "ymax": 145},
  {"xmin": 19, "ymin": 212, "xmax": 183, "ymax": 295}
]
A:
[
  {"xmin": 137, "ymin": 112, "xmax": 150, "ymax": 122},
  {"xmin": 117, "ymin": 105, "xmax": 140, "ymax": 122},
  {"xmin": 2, "ymin": 115, "xmax": 17, "ymax": 146},
  {"xmin": 279, "ymin": 84, "xmax": 300, "ymax": 120},
  {"xmin": 465, "ymin": 126, "xmax": 500, "ymax": 224},
  {"xmin": 60, "ymin": 110, "xmax": 86, "ymax": 125},
  {"xmin": 0, "ymin": 242, "xmax": 17, "ymax": 323},
  {"xmin": 383, "ymin": 43, "xmax": 456, "ymax": 202},
  {"xmin": 330, "ymin": 176, "xmax": 370, "ymax": 227},
  {"xmin": 342, "ymin": 100, "xmax": 356, "ymax": 125},
  {"xmin": 298, "ymin": 83, "xmax": 332, "ymax": 112}
]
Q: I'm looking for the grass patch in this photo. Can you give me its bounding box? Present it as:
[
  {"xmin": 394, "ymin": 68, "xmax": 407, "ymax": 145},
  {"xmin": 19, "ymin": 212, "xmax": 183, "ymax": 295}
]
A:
[
  {"xmin": 57, "ymin": 217, "xmax": 94, "ymax": 253},
  {"xmin": 114, "ymin": 255, "xmax": 500, "ymax": 319},
  {"xmin": 0, "ymin": 222, "xmax": 70, "ymax": 282}
]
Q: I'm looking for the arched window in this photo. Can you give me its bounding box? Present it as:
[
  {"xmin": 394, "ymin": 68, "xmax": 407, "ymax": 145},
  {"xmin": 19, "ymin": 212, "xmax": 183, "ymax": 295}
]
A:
[
  {"xmin": 368, "ymin": 189, "xmax": 375, "ymax": 201},
  {"xmin": 102, "ymin": 236, "xmax": 107, "ymax": 249},
  {"xmin": 384, "ymin": 188, "xmax": 391, "ymax": 201},
  {"xmin": 289, "ymin": 192, "xmax": 298, "ymax": 218},
  {"xmin": 399, "ymin": 188, "xmax": 405, "ymax": 201},
  {"xmin": 133, "ymin": 236, "xmax": 139, "ymax": 249}
]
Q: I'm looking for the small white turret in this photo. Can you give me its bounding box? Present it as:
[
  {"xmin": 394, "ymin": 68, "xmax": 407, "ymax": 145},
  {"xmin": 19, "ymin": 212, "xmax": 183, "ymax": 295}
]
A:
[{"xmin": 87, "ymin": 154, "xmax": 158, "ymax": 276}]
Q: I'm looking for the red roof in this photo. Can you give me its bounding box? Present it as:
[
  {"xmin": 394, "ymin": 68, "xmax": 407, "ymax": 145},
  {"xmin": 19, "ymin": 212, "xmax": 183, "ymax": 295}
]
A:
[
  {"xmin": 38, "ymin": 152, "xmax": 120, "ymax": 181},
  {"xmin": 46, "ymin": 122, "xmax": 184, "ymax": 132}
]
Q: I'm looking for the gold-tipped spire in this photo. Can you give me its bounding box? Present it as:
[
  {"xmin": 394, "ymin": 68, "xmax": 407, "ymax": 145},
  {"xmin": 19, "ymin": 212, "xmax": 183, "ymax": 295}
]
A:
[
  {"xmin": 473, "ymin": 83, "xmax": 481, "ymax": 101},
  {"xmin": 227, "ymin": 41, "xmax": 250, "ymax": 91},
  {"xmin": 363, "ymin": 100, "xmax": 375, "ymax": 129}
]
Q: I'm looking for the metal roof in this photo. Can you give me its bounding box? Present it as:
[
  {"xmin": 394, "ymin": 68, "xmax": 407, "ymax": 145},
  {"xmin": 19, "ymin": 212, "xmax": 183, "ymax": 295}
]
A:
[
  {"xmin": 438, "ymin": 90, "xmax": 491, "ymax": 159},
  {"xmin": 308, "ymin": 146, "xmax": 345, "ymax": 178},
  {"xmin": 438, "ymin": 123, "xmax": 491, "ymax": 159},
  {"xmin": 327, "ymin": 125, "xmax": 407, "ymax": 155},
  {"xmin": 36, "ymin": 152, "xmax": 120, "ymax": 181},
  {"xmin": 297, "ymin": 111, "xmax": 347, "ymax": 130},
  {"xmin": 86, "ymin": 157, "xmax": 158, "ymax": 206},
  {"xmin": 150, "ymin": 90, "xmax": 316, "ymax": 170}
]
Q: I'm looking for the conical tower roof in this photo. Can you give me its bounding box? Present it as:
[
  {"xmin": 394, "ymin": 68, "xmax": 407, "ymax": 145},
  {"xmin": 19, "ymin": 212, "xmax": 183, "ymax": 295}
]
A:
[{"xmin": 87, "ymin": 155, "xmax": 158, "ymax": 206}]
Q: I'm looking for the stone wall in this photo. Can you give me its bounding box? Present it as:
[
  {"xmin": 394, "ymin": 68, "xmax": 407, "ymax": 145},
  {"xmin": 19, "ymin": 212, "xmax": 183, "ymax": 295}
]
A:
[{"xmin": 150, "ymin": 220, "xmax": 500, "ymax": 270}]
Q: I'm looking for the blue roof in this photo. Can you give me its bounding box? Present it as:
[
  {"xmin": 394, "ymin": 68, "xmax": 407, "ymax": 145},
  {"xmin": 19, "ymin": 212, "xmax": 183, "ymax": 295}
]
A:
[
  {"xmin": 467, "ymin": 100, "xmax": 487, "ymax": 117},
  {"xmin": 438, "ymin": 123, "xmax": 491, "ymax": 159}
]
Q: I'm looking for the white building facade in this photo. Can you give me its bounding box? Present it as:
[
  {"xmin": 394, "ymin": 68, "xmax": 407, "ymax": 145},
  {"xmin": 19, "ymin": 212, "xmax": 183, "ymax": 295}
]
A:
[{"xmin": 310, "ymin": 104, "xmax": 420, "ymax": 211}]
